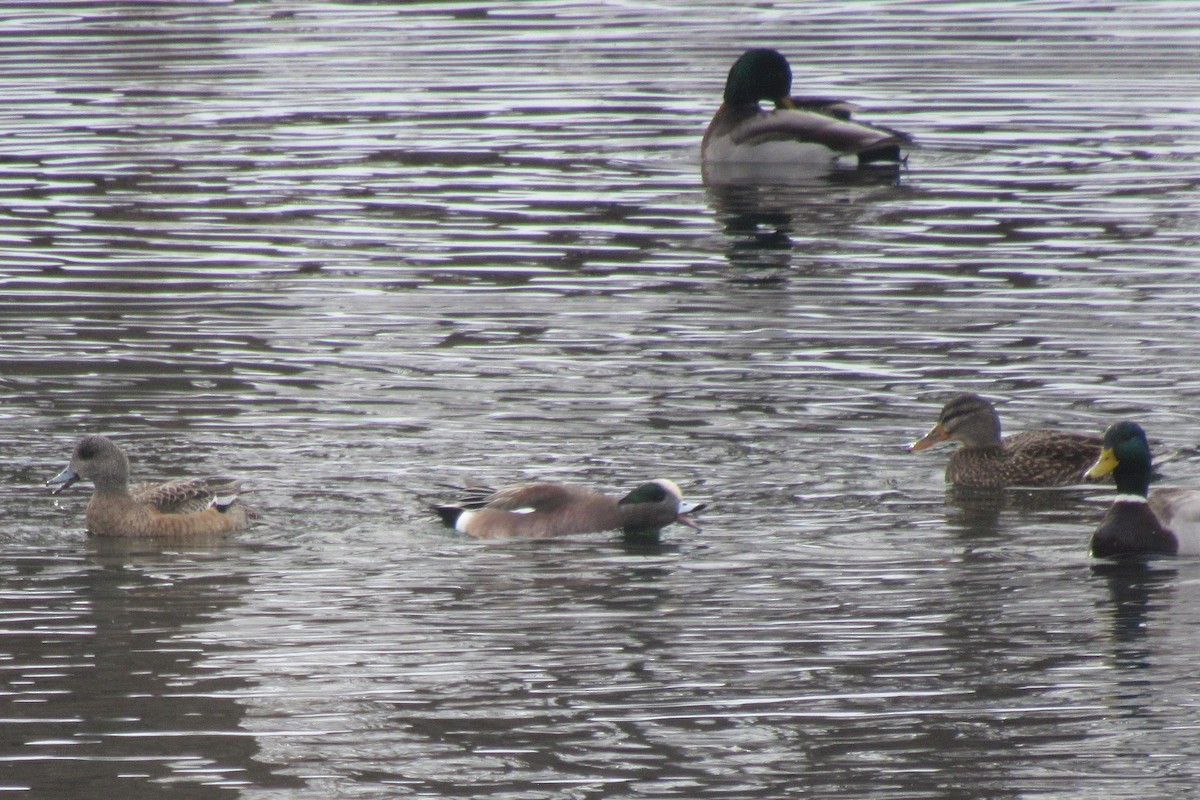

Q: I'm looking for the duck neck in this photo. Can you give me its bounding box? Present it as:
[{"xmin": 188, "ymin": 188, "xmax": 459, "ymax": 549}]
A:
[
  {"xmin": 619, "ymin": 505, "xmax": 671, "ymax": 536},
  {"xmin": 90, "ymin": 472, "xmax": 130, "ymax": 495},
  {"xmin": 1112, "ymin": 458, "xmax": 1151, "ymax": 497}
]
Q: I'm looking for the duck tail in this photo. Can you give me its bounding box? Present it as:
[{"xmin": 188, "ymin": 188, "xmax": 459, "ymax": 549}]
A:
[
  {"xmin": 858, "ymin": 144, "xmax": 904, "ymax": 165},
  {"xmin": 213, "ymin": 492, "xmax": 239, "ymax": 512},
  {"xmin": 432, "ymin": 504, "xmax": 465, "ymax": 528}
]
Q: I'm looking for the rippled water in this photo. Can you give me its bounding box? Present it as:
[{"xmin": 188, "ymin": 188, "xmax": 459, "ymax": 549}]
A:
[{"xmin": 4, "ymin": 1, "xmax": 1200, "ymax": 797}]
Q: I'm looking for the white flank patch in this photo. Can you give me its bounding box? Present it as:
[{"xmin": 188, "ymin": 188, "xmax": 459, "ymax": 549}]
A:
[{"xmin": 455, "ymin": 510, "xmax": 476, "ymax": 533}]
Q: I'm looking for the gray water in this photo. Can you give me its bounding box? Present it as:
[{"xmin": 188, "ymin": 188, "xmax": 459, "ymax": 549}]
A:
[{"xmin": 4, "ymin": 1, "xmax": 1200, "ymax": 797}]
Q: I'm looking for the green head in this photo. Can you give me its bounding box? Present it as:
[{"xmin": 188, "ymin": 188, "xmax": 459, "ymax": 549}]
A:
[
  {"xmin": 618, "ymin": 479, "xmax": 704, "ymax": 535},
  {"xmin": 1085, "ymin": 420, "xmax": 1153, "ymax": 496},
  {"xmin": 723, "ymin": 48, "xmax": 792, "ymax": 106}
]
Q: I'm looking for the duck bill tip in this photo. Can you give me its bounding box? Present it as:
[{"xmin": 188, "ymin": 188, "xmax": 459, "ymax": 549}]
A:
[
  {"xmin": 46, "ymin": 469, "xmax": 80, "ymax": 494},
  {"xmin": 907, "ymin": 424, "xmax": 948, "ymax": 452}
]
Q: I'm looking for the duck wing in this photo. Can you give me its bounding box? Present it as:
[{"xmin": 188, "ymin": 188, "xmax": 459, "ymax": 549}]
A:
[
  {"xmin": 788, "ymin": 96, "xmax": 860, "ymax": 120},
  {"xmin": 1003, "ymin": 430, "xmax": 1104, "ymax": 485},
  {"xmin": 479, "ymin": 482, "xmax": 594, "ymax": 513},
  {"xmin": 729, "ymin": 109, "xmax": 907, "ymax": 157},
  {"xmin": 1149, "ymin": 488, "xmax": 1200, "ymax": 554},
  {"xmin": 132, "ymin": 477, "xmax": 242, "ymax": 515}
]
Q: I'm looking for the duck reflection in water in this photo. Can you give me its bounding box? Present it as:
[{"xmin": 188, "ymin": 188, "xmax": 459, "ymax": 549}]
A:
[
  {"xmin": 1092, "ymin": 559, "xmax": 1177, "ymax": 674},
  {"xmin": 4, "ymin": 556, "xmax": 301, "ymax": 794},
  {"xmin": 705, "ymin": 174, "xmax": 905, "ymax": 273}
]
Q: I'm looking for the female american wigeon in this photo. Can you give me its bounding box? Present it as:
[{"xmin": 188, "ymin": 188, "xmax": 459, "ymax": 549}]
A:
[
  {"xmin": 433, "ymin": 478, "xmax": 704, "ymax": 539},
  {"xmin": 46, "ymin": 435, "xmax": 256, "ymax": 537},
  {"xmin": 702, "ymin": 48, "xmax": 912, "ymax": 167},
  {"xmin": 1084, "ymin": 421, "xmax": 1200, "ymax": 558},
  {"xmin": 908, "ymin": 393, "xmax": 1104, "ymax": 488}
]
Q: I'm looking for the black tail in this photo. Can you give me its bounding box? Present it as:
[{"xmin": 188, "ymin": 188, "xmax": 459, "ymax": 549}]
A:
[{"xmin": 432, "ymin": 505, "xmax": 464, "ymax": 528}]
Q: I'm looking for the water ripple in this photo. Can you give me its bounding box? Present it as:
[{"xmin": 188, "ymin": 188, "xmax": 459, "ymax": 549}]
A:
[{"xmin": 5, "ymin": 1, "xmax": 1200, "ymax": 798}]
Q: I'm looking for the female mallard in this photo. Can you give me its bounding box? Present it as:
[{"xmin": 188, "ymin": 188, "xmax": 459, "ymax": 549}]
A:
[
  {"xmin": 702, "ymin": 48, "xmax": 912, "ymax": 167},
  {"xmin": 1085, "ymin": 420, "xmax": 1200, "ymax": 558},
  {"xmin": 46, "ymin": 435, "xmax": 256, "ymax": 537},
  {"xmin": 908, "ymin": 393, "xmax": 1103, "ymax": 488},
  {"xmin": 433, "ymin": 479, "xmax": 704, "ymax": 539}
]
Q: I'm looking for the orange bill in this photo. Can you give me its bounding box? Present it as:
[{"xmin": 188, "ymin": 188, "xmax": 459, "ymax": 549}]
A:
[{"xmin": 907, "ymin": 422, "xmax": 949, "ymax": 453}]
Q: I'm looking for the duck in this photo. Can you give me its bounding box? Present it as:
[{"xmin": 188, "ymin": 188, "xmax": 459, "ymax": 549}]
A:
[
  {"xmin": 432, "ymin": 478, "xmax": 704, "ymax": 539},
  {"xmin": 908, "ymin": 393, "xmax": 1104, "ymax": 488},
  {"xmin": 1085, "ymin": 420, "xmax": 1200, "ymax": 558},
  {"xmin": 46, "ymin": 435, "xmax": 256, "ymax": 537},
  {"xmin": 701, "ymin": 48, "xmax": 912, "ymax": 167}
]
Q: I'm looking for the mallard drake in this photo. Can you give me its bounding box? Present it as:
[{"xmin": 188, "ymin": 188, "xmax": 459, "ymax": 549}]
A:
[
  {"xmin": 1085, "ymin": 421, "xmax": 1200, "ymax": 557},
  {"xmin": 433, "ymin": 479, "xmax": 704, "ymax": 539},
  {"xmin": 46, "ymin": 435, "xmax": 256, "ymax": 537},
  {"xmin": 701, "ymin": 48, "xmax": 912, "ymax": 167},
  {"xmin": 908, "ymin": 393, "xmax": 1103, "ymax": 488}
]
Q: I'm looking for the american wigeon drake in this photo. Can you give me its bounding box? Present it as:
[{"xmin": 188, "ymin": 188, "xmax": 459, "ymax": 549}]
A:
[
  {"xmin": 433, "ymin": 479, "xmax": 704, "ymax": 539},
  {"xmin": 908, "ymin": 393, "xmax": 1104, "ymax": 488},
  {"xmin": 1085, "ymin": 421, "xmax": 1200, "ymax": 558},
  {"xmin": 46, "ymin": 435, "xmax": 256, "ymax": 537},
  {"xmin": 701, "ymin": 48, "xmax": 912, "ymax": 167}
]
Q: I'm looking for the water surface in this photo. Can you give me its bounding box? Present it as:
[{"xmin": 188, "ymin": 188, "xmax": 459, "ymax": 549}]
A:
[{"xmin": 4, "ymin": 1, "xmax": 1200, "ymax": 797}]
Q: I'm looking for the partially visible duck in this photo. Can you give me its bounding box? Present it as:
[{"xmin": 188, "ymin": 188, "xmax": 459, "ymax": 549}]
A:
[
  {"xmin": 908, "ymin": 393, "xmax": 1103, "ymax": 488},
  {"xmin": 47, "ymin": 435, "xmax": 256, "ymax": 537},
  {"xmin": 1085, "ymin": 420, "xmax": 1200, "ymax": 558},
  {"xmin": 702, "ymin": 48, "xmax": 912, "ymax": 167},
  {"xmin": 433, "ymin": 478, "xmax": 704, "ymax": 539}
]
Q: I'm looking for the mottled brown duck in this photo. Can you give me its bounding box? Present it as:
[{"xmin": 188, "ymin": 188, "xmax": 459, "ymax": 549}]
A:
[{"xmin": 908, "ymin": 393, "xmax": 1103, "ymax": 488}]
